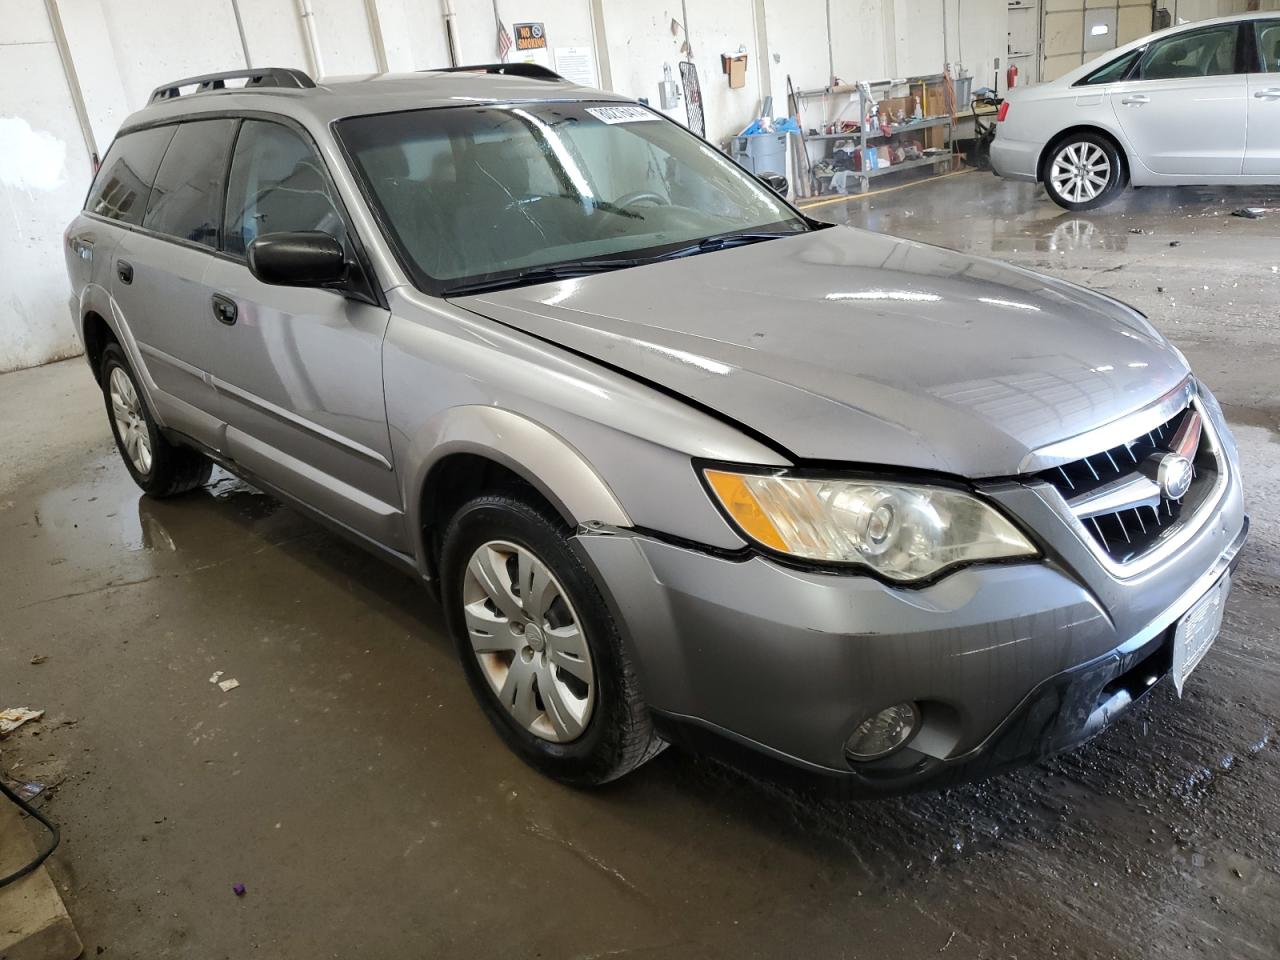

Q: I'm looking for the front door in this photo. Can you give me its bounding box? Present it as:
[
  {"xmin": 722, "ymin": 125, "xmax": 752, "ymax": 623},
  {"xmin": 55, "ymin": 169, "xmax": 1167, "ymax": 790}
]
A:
[
  {"xmin": 201, "ymin": 118, "xmax": 402, "ymax": 550},
  {"xmin": 1108, "ymin": 22, "xmax": 1248, "ymax": 177},
  {"xmin": 1245, "ymin": 20, "xmax": 1280, "ymax": 175}
]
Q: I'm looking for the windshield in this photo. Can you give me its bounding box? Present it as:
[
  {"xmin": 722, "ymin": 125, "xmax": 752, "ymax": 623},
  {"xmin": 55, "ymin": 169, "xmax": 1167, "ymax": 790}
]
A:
[{"xmin": 336, "ymin": 101, "xmax": 808, "ymax": 295}]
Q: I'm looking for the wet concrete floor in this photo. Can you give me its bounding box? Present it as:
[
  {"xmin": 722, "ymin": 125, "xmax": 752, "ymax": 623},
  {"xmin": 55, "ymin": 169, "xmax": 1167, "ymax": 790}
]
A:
[{"xmin": 1, "ymin": 172, "xmax": 1278, "ymax": 959}]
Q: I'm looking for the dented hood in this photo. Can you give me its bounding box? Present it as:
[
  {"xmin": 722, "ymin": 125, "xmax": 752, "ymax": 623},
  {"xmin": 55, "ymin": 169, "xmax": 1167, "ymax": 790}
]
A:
[{"xmin": 453, "ymin": 226, "xmax": 1189, "ymax": 477}]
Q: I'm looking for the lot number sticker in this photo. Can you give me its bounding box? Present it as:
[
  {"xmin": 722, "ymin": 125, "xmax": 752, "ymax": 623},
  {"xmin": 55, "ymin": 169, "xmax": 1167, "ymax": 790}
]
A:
[{"xmin": 586, "ymin": 105, "xmax": 658, "ymax": 124}]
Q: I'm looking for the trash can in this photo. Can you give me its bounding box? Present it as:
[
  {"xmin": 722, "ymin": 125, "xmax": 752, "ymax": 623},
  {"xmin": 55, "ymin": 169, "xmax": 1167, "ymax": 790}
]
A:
[{"xmin": 729, "ymin": 132, "xmax": 789, "ymax": 178}]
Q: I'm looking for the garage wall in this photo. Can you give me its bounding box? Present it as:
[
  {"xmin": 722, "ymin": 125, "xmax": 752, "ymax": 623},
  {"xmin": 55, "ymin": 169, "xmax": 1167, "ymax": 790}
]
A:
[
  {"xmin": 0, "ymin": 0, "xmax": 995, "ymax": 372},
  {"xmin": 0, "ymin": 0, "xmax": 95, "ymax": 373},
  {"xmin": 1042, "ymin": 1, "xmax": 1276, "ymax": 82}
]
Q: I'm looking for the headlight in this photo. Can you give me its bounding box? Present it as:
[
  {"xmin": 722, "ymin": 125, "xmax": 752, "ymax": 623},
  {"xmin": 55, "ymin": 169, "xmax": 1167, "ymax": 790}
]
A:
[{"xmin": 703, "ymin": 469, "xmax": 1037, "ymax": 582}]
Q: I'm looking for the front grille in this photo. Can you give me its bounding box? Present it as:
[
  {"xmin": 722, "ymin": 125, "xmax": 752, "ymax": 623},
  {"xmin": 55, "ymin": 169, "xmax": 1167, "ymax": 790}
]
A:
[{"xmin": 1037, "ymin": 405, "xmax": 1219, "ymax": 564}]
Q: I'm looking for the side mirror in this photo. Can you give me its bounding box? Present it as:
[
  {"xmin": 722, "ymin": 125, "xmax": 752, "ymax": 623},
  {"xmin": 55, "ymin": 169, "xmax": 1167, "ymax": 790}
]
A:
[
  {"xmin": 247, "ymin": 231, "xmax": 347, "ymax": 287},
  {"xmin": 759, "ymin": 173, "xmax": 788, "ymax": 196}
]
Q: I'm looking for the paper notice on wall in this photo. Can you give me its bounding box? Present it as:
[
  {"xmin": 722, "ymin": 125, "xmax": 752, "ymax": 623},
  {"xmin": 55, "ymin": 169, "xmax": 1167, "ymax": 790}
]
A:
[{"xmin": 554, "ymin": 46, "xmax": 597, "ymax": 87}]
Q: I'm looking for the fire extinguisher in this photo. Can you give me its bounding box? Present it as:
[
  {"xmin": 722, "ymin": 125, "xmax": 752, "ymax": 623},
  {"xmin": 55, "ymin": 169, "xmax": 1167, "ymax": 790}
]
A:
[{"xmin": 1006, "ymin": 64, "xmax": 1019, "ymax": 89}]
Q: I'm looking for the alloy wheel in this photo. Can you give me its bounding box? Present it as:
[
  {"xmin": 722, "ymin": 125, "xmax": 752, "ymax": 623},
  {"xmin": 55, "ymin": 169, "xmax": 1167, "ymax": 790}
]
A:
[
  {"xmin": 109, "ymin": 366, "xmax": 153, "ymax": 476},
  {"xmin": 462, "ymin": 540, "xmax": 595, "ymax": 743},
  {"xmin": 1049, "ymin": 141, "xmax": 1111, "ymax": 204}
]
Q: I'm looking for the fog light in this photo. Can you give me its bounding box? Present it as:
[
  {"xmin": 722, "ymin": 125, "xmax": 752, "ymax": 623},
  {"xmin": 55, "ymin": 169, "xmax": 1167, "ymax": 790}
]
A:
[{"xmin": 845, "ymin": 702, "xmax": 920, "ymax": 761}]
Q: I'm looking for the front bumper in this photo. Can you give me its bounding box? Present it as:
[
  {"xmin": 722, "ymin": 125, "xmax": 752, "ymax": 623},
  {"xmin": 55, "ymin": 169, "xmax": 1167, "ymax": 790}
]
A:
[{"xmin": 574, "ymin": 416, "xmax": 1246, "ymax": 792}]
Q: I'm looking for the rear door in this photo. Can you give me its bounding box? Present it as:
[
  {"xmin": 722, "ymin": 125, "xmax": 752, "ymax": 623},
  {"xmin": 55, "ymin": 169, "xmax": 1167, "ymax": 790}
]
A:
[
  {"xmin": 201, "ymin": 117, "xmax": 401, "ymax": 549},
  {"xmin": 111, "ymin": 118, "xmax": 239, "ymax": 449},
  {"xmin": 1108, "ymin": 22, "xmax": 1248, "ymax": 176},
  {"xmin": 1245, "ymin": 19, "xmax": 1280, "ymax": 175}
]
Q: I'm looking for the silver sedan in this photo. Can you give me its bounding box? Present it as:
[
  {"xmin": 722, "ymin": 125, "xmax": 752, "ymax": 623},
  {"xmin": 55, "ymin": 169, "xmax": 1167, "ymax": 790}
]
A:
[{"xmin": 992, "ymin": 12, "xmax": 1280, "ymax": 209}]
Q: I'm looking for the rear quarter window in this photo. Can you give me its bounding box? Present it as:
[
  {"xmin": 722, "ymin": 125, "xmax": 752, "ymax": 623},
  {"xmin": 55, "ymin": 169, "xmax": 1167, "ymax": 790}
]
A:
[
  {"xmin": 1076, "ymin": 49, "xmax": 1142, "ymax": 86},
  {"xmin": 142, "ymin": 118, "xmax": 239, "ymax": 248},
  {"xmin": 85, "ymin": 126, "xmax": 176, "ymax": 226}
]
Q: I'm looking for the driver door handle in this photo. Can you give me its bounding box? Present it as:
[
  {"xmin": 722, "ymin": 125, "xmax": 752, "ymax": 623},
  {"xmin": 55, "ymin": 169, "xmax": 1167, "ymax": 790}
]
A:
[
  {"xmin": 1255, "ymin": 88, "xmax": 1280, "ymax": 100},
  {"xmin": 211, "ymin": 293, "xmax": 238, "ymax": 326},
  {"xmin": 1120, "ymin": 94, "xmax": 1149, "ymax": 105}
]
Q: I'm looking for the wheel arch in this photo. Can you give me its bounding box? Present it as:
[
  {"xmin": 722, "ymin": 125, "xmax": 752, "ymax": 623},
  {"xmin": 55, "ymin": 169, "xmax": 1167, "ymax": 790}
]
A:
[
  {"xmin": 81, "ymin": 310, "xmax": 117, "ymax": 383},
  {"xmin": 408, "ymin": 406, "xmax": 632, "ymax": 579},
  {"xmin": 1037, "ymin": 125, "xmax": 1131, "ymax": 184}
]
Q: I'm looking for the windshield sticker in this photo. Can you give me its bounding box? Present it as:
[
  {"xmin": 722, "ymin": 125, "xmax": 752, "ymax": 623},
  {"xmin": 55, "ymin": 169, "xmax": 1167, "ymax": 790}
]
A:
[{"xmin": 586, "ymin": 105, "xmax": 658, "ymax": 124}]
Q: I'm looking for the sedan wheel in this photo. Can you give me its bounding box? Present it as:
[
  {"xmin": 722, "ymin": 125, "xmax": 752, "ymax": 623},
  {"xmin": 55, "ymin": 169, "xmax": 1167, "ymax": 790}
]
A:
[
  {"xmin": 462, "ymin": 539, "xmax": 595, "ymax": 743},
  {"xmin": 1042, "ymin": 134, "xmax": 1125, "ymax": 211},
  {"xmin": 1049, "ymin": 142, "xmax": 1110, "ymax": 204}
]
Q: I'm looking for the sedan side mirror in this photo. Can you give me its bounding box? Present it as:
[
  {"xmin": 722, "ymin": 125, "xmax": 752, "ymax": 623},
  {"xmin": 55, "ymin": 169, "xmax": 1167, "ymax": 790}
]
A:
[
  {"xmin": 759, "ymin": 173, "xmax": 788, "ymax": 196},
  {"xmin": 247, "ymin": 231, "xmax": 347, "ymax": 287}
]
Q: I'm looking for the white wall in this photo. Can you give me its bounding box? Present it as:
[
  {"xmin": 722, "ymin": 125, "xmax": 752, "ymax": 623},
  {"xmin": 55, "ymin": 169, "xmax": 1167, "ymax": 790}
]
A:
[
  {"xmin": 1165, "ymin": 0, "xmax": 1279, "ymax": 22},
  {"xmin": 0, "ymin": 0, "xmax": 1011, "ymax": 372},
  {"xmin": 0, "ymin": 0, "xmax": 95, "ymax": 372}
]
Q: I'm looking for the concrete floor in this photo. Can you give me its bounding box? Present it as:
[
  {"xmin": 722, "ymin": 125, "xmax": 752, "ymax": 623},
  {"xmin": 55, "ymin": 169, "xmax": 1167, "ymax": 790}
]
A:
[{"xmin": 2, "ymin": 172, "xmax": 1278, "ymax": 959}]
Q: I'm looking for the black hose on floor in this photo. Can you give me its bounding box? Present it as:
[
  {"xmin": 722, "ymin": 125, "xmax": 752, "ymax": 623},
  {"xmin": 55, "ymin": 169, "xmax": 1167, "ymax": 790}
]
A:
[{"xmin": 0, "ymin": 777, "xmax": 60, "ymax": 888}]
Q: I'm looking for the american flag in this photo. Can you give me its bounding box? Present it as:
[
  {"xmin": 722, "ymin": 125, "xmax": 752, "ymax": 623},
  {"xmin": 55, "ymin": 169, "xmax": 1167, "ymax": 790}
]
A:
[{"xmin": 496, "ymin": 20, "xmax": 512, "ymax": 62}]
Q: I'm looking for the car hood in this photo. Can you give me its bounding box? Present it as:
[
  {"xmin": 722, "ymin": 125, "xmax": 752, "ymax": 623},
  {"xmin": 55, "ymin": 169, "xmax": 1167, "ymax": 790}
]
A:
[{"xmin": 454, "ymin": 226, "xmax": 1189, "ymax": 477}]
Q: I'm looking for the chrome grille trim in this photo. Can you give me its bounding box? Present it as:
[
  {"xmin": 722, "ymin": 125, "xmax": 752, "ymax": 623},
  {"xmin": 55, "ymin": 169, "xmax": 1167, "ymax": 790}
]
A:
[
  {"xmin": 1030, "ymin": 395, "xmax": 1229, "ymax": 579},
  {"xmin": 1018, "ymin": 376, "xmax": 1195, "ymax": 474}
]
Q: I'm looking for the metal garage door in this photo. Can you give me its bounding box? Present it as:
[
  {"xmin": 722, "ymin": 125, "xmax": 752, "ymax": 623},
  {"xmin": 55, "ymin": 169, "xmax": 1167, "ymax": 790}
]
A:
[{"xmin": 1043, "ymin": 0, "xmax": 1154, "ymax": 83}]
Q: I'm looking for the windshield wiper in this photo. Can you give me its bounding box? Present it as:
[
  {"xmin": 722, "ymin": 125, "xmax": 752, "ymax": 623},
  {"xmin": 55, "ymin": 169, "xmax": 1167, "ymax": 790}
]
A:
[
  {"xmin": 443, "ymin": 258, "xmax": 646, "ymax": 297},
  {"xmin": 649, "ymin": 230, "xmax": 804, "ymax": 262}
]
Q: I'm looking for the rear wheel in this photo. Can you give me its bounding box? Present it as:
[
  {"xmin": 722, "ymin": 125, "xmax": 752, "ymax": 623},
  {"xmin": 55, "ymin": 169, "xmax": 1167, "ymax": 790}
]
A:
[
  {"xmin": 1042, "ymin": 133, "xmax": 1126, "ymax": 210},
  {"xmin": 100, "ymin": 343, "xmax": 212, "ymax": 497},
  {"xmin": 441, "ymin": 493, "xmax": 664, "ymax": 785}
]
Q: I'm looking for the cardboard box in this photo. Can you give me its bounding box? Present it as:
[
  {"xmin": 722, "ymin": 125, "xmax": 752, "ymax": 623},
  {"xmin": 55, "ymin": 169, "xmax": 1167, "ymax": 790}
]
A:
[
  {"xmin": 878, "ymin": 95, "xmax": 918, "ymax": 122},
  {"xmin": 915, "ymin": 81, "xmax": 948, "ymax": 117},
  {"xmin": 876, "ymin": 145, "xmax": 893, "ymax": 168},
  {"xmin": 721, "ymin": 53, "xmax": 748, "ymax": 89}
]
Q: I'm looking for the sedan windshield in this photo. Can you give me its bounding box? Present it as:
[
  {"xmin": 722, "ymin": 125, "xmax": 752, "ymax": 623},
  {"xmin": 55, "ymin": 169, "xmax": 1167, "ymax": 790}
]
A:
[{"xmin": 337, "ymin": 101, "xmax": 809, "ymax": 295}]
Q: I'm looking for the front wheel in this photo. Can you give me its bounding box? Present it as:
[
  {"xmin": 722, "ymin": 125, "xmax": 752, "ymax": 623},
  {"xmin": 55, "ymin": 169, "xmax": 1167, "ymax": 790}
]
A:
[
  {"xmin": 1042, "ymin": 134, "xmax": 1126, "ymax": 210},
  {"xmin": 441, "ymin": 494, "xmax": 664, "ymax": 785}
]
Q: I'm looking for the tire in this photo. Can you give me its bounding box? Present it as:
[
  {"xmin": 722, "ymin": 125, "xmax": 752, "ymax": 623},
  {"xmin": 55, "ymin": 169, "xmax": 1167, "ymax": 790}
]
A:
[
  {"xmin": 100, "ymin": 343, "xmax": 212, "ymax": 497},
  {"xmin": 1041, "ymin": 132, "xmax": 1127, "ymax": 211},
  {"xmin": 441, "ymin": 493, "xmax": 664, "ymax": 785}
]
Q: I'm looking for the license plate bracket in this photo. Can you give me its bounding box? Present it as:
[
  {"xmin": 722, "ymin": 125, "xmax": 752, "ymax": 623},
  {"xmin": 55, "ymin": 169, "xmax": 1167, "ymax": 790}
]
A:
[{"xmin": 1172, "ymin": 574, "xmax": 1230, "ymax": 696}]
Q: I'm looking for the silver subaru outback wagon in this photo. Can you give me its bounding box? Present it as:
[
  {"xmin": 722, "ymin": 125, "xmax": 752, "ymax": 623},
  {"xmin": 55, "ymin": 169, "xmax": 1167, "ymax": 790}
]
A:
[{"xmin": 64, "ymin": 65, "xmax": 1247, "ymax": 792}]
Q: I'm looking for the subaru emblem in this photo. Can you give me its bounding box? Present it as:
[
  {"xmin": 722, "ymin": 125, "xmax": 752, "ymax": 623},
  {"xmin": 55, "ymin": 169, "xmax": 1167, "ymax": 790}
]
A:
[{"xmin": 1156, "ymin": 452, "xmax": 1194, "ymax": 500}]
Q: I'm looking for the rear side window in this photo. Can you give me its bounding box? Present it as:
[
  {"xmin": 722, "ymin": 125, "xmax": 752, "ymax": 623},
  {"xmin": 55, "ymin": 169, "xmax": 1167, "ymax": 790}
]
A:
[
  {"xmin": 143, "ymin": 118, "xmax": 238, "ymax": 248},
  {"xmin": 1258, "ymin": 21, "xmax": 1280, "ymax": 72},
  {"xmin": 85, "ymin": 126, "xmax": 175, "ymax": 225},
  {"xmin": 222, "ymin": 120, "xmax": 345, "ymax": 258},
  {"xmin": 1077, "ymin": 49, "xmax": 1141, "ymax": 86},
  {"xmin": 1138, "ymin": 25, "xmax": 1239, "ymax": 80}
]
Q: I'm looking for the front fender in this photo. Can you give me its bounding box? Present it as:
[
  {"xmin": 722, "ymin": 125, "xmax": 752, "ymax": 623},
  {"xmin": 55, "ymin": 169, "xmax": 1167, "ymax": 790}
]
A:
[{"xmin": 404, "ymin": 404, "xmax": 632, "ymax": 571}]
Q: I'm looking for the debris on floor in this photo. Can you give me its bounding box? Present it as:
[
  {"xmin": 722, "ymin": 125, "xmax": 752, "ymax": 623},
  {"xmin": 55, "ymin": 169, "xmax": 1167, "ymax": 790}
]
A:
[
  {"xmin": 14, "ymin": 782, "xmax": 46, "ymax": 803},
  {"xmin": 30, "ymin": 655, "xmax": 48, "ymax": 665},
  {"xmin": 1231, "ymin": 208, "xmax": 1265, "ymax": 219},
  {"xmin": 217, "ymin": 678, "xmax": 240, "ymax": 693},
  {"xmin": 232, "ymin": 883, "xmax": 246, "ymax": 897},
  {"xmin": 209, "ymin": 671, "xmax": 223, "ymax": 684},
  {"xmin": 0, "ymin": 707, "xmax": 44, "ymax": 737}
]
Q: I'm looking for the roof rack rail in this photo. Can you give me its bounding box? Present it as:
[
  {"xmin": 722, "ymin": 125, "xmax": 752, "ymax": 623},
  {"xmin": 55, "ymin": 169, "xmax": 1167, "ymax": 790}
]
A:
[
  {"xmin": 430, "ymin": 63, "xmax": 564, "ymax": 81},
  {"xmin": 149, "ymin": 67, "xmax": 315, "ymax": 104}
]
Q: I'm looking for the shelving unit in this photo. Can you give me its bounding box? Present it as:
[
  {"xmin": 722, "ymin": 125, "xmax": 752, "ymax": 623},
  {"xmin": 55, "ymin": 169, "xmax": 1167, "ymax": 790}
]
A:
[{"xmin": 793, "ymin": 75, "xmax": 956, "ymax": 196}]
